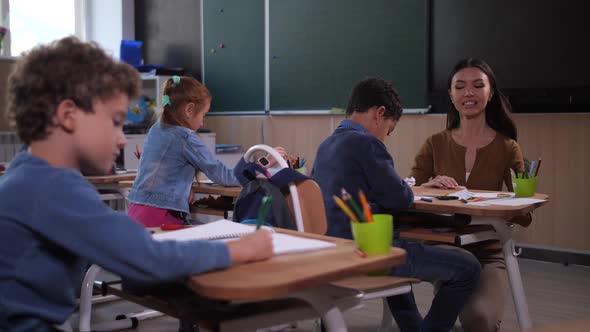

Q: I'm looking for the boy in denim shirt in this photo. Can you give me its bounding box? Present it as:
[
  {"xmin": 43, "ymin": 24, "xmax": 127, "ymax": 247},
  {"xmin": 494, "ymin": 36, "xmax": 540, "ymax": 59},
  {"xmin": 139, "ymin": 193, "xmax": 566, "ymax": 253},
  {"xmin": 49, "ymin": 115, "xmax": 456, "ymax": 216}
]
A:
[{"xmin": 0, "ymin": 37, "xmax": 272, "ymax": 332}]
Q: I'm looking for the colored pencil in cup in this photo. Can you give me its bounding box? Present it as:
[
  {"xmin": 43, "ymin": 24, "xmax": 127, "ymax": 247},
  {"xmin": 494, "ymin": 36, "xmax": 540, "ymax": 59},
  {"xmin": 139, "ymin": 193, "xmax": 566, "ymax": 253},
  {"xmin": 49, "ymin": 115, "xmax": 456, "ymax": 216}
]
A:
[
  {"xmin": 358, "ymin": 189, "xmax": 374, "ymax": 223},
  {"xmin": 341, "ymin": 188, "xmax": 365, "ymax": 222},
  {"xmin": 333, "ymin": 195, "xmax": 360, "ymax": 223}
]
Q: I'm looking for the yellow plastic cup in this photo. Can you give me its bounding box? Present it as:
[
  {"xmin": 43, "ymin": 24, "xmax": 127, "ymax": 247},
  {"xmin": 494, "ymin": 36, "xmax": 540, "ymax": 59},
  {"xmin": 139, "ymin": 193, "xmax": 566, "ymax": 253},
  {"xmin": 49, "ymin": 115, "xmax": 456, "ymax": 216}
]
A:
[
  {"xmin": 512, "ymin": 176, "xmax": 537, "ymax": 197},
  {"xmin": 350, "ymin": 214, "xmax": 393, "ymax": 255}
]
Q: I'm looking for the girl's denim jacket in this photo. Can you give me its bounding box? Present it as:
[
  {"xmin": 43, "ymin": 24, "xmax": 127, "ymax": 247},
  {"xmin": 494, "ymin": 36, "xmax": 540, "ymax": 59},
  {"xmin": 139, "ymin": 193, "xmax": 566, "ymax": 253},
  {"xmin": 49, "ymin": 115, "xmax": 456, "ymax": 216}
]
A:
[{"xmin": 128, "ymin": 121, "xmax": 240, "ymax": 213}]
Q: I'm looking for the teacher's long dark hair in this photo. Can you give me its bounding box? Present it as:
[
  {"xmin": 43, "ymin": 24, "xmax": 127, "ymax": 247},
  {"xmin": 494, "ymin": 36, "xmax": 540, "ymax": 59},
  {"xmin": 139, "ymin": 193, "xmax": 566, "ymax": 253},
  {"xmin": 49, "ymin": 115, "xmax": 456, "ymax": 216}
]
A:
[{"xmin": 446, "ymin": 58, "xmax": 518, "ymax": 141}]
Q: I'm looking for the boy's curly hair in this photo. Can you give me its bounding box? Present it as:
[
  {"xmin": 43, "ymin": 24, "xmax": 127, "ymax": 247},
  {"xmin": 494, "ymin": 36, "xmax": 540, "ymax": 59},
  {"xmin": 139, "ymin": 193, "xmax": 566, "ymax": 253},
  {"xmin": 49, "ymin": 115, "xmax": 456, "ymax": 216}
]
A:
[{"xmin": 6, "ymin": 36, "xmax": 142, "ymax": 144}]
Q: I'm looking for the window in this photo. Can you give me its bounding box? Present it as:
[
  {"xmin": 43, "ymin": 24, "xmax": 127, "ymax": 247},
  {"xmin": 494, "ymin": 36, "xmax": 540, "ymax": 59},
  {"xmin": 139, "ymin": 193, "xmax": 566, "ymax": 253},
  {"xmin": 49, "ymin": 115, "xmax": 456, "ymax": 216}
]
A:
[{"xmin": 2, "ymin": 0, "xmax": 84, "ymax": 56}]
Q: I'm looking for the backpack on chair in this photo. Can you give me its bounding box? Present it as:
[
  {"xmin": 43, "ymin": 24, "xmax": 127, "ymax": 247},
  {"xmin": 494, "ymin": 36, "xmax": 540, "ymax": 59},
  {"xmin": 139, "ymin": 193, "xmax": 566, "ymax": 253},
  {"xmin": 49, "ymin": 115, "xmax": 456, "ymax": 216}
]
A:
[{"xmin": 232, "ymin": 160, "xmax": 310, "ymax": 231}]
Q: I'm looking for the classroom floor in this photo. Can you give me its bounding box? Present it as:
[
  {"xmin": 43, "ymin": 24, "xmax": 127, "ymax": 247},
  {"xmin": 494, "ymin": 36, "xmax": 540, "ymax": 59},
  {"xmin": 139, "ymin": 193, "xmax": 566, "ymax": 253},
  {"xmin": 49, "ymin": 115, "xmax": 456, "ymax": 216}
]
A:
[{"xmin": 73, "ymin": 258, "xmax": 590, "ymax": 332}]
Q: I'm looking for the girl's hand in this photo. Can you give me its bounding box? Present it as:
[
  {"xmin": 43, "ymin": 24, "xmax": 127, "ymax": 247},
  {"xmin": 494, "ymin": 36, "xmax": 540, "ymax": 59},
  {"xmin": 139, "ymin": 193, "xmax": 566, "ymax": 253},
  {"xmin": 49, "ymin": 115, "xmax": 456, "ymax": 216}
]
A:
[{"xmin": 424, "ymin": 175, "xmax": 462, "ymax": 189}]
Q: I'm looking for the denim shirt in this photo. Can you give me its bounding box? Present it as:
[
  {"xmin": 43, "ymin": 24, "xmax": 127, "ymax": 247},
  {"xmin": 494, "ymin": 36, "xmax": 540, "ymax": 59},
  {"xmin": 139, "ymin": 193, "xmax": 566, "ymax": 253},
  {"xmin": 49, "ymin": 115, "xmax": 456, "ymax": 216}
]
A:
[
  {"xmin": 128, "ymin": 121, "xmax": 240, "ymax": 213},
  {"xmin": 0, "ymin": 152, "xmax": 231, "ymax": 331},
  {"xmin": 311, "ymin": 120, "xmax": 414, "ymax": 239}
]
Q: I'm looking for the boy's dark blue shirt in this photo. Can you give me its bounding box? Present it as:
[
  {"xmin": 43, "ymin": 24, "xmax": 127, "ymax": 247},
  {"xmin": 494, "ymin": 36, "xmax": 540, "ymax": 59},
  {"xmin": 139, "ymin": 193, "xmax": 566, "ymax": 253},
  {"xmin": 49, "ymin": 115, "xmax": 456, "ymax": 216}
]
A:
[
  {"xmin": 311, "ymin": 120, "xmax": 414, "ymax": 239},
  {"xmin": 0, "ymin": 152, "xmax": 231, "ymax": 331}
]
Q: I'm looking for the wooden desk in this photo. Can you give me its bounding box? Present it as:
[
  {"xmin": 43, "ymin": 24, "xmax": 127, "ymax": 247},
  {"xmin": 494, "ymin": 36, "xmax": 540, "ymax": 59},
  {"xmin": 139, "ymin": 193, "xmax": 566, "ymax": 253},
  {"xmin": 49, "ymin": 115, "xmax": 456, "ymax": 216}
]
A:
[
  {"xmin": 409, "ymin": 186, "xmax": 549, "ymax": 331},
  {"xmin": 191, "ymin": 182, "xmax": 241, "ymax": 198},
  {"xmin": 85, "ymin": 172, "xmax": 137, "ymax": 185},
  {"xmin": 87, "ymin": 173, "xmax": 137, "ymax": 210},
  {"xmin": 187, "ymin": 228, "xmax": 405, "ymax": 331},
  {"xmin": 189, "ymin": 229, "xmax": 405, "ymax": 302},
  {"xmin": 118, "ymin": 181, "xmax": 242, "ymax": 197},
  {"xmin": 412, "ymin": 187, "xmax": 548, "ymax": 220},
  {"xmin": 190, "ymin": 183, "xmax": 241, "ymax": 218},
  {"xmin": 96, "ymin": 228, "xmax": 405, "ymax": 332},
  {"xmin": 117, "ymin": 181, "xmax": 242, "ymax": 217}
]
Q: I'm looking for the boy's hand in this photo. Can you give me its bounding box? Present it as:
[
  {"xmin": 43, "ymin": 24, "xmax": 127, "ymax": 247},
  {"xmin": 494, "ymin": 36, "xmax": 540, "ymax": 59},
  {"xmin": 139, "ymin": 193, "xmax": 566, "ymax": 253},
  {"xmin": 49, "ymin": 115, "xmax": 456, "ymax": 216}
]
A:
[
  {"xmin": 424, "ymin": 175, "xmax": 463, "ymax": 189},
  {"xmin": 227, "ymin": 230, "xmax": 273, "ymax": 264}
]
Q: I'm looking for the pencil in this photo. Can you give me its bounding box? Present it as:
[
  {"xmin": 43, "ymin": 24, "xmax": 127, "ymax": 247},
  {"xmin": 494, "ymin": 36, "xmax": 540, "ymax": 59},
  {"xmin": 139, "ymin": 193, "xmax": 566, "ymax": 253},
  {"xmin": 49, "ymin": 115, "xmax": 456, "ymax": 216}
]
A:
[
  {"xmin": 534, "ymin": 158, "xmax": 542, "ymax": 177},
  {"xmin": 358, "ymin": 190, "xmax": 374, "ymax": 223},
  {"xmin": 341, "ymin": 188, "xmax": 366, "ymax": 222},
  {"xmin": 333, "ymin": 195, "xmax": 360, "ymax": 223}
]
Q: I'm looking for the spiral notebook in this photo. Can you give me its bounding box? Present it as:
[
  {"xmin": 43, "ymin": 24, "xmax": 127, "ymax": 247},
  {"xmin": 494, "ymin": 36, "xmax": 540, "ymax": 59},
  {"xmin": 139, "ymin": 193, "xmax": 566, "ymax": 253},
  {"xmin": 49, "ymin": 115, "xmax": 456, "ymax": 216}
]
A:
[{"xmin": 153, "ymin": 219, "xmax": 336, "ymax": 256}]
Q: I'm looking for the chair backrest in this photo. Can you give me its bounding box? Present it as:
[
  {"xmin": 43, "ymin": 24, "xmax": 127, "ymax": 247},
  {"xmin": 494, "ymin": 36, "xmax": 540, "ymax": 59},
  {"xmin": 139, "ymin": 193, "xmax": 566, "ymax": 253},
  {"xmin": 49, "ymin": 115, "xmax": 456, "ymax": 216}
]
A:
[
  {"xmin": 284, "ymin": 179, "xmax": 328, "ymax": 236},
  {"xmin": 244, "ymin": 144, "xmax": 305, "ymax": 232}
]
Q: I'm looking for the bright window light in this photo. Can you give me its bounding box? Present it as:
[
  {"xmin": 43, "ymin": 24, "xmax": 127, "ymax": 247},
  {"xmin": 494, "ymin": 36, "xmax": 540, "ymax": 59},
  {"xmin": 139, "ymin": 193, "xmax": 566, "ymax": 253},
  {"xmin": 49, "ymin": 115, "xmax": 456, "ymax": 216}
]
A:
[{"xmin": 8, "ymin": 0, "xmax": 76, "ymax": 56}]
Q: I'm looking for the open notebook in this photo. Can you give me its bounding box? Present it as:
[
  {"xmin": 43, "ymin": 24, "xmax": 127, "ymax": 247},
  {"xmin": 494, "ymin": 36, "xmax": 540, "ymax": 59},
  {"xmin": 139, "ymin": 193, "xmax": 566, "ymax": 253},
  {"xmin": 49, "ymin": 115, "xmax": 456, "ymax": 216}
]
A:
[{"xmin": 153, "ymin": 219, "xmax": 336, "ymax": 256}]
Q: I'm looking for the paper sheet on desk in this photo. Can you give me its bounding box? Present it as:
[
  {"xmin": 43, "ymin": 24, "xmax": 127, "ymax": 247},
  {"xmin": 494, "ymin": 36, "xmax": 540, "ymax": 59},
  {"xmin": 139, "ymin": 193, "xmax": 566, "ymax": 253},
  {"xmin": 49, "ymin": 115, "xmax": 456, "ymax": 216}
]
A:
[
  {"xmin": 270, "ymin": 233, "xmax": 336, "ymax": 255},
  {"xmin": 468, "ymin": 198, "xmax": 545, "ymax": 206},
  {"xmin": 474, "ymin": 192, "xmax": 514, "ymax": 198},
  {"xmin": 485, "ymin": 198, "xmax": 545, "ymax": 206},
  {"xmin": 153, "ymin": 219, "xmax": 336, "ymax": 256},
  {"xmin": 450, "ymin": 190, "xmax": 515, "ymax": 200}
]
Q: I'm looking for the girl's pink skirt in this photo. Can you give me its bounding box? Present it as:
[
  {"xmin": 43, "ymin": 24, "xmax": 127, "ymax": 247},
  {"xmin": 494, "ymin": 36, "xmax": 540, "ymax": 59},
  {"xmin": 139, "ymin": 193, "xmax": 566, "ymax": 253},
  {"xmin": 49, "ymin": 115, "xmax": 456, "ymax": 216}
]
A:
[{"xmin": 128, "ymin": 202, "xmax": 184, "ymax": 228}]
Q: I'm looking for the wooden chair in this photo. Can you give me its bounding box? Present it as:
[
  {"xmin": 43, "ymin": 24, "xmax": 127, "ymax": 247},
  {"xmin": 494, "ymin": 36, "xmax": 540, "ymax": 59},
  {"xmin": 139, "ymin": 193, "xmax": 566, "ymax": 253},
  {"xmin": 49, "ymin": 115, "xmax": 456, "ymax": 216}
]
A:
[{"xmin": 244, "ymin": 144, "xmax": 420, "ymax": 330}]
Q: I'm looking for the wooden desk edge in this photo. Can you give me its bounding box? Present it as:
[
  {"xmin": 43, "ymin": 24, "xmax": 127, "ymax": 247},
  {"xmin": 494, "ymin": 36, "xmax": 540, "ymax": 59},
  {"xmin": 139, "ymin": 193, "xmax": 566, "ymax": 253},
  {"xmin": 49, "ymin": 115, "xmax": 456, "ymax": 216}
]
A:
[
  {"xmin": 188, "ymin": 230, "xmax": 406, "ymax": 301},
  {"xmin": 411, "ymin": 187, "xmax": 549, "ymax": 219},
  {"xmin": 86, "ymin": 173, "xmax": 137, "ymax": 184}
]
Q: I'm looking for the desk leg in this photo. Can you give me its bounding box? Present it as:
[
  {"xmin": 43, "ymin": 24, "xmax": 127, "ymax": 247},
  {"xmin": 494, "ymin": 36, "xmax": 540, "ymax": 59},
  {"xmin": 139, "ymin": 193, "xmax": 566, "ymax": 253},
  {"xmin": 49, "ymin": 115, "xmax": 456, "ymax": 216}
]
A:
[
  {"xmin": 472, "ymin": 217, "xmax": 532, "ymax": 330},
  {"xmin": 96, "ymin": 184, "xmax": 130, "ymax": 212}
]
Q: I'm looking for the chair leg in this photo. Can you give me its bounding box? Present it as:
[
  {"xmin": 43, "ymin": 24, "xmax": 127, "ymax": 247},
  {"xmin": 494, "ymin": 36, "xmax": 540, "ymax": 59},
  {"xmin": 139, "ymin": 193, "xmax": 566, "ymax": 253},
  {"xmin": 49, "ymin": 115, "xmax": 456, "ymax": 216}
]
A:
[
  {"xmin": 79, "ymin": 265, "xmax": 103, "ymax": 332},
  {"xmin": 378, "ymin": 299, "xmax": 395, "ymax": 332}
]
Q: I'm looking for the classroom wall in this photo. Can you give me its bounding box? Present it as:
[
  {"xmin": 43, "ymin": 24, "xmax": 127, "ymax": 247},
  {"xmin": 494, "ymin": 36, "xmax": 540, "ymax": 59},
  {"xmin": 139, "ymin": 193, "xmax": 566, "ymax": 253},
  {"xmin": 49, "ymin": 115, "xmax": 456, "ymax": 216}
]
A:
[
  {"xmin": 134, "ymin": 0, "xmax": 203, "ymax": 79},
  {"xmin": 205, "ymin": 113, "xmax": 590, "ymax": 252}
]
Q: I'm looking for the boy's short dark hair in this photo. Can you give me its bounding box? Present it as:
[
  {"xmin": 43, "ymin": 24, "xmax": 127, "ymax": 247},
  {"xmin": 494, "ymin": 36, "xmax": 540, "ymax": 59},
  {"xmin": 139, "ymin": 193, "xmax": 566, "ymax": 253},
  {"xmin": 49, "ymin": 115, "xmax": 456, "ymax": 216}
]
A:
[
  {"xmin": 7, "ymin": 36, "xmax": 142, "ymax": 145},
  {"xmin": 346, "ymin": 77, "xmax": 403, "ymax": 120}
]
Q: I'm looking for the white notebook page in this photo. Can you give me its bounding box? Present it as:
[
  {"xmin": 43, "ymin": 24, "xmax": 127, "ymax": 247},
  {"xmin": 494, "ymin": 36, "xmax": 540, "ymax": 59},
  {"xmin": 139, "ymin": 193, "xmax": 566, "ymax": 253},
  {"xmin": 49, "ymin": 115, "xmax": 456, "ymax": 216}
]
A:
[{"xmin": 153, "ymin": 219, "xmax": 336, "ymax": 256}]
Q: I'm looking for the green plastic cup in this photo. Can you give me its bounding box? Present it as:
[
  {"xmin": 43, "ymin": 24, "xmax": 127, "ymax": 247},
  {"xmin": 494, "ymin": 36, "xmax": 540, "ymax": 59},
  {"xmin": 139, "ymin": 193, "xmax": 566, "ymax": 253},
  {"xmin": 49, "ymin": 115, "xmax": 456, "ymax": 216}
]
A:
[
  {"xmin": 512, "ymin": 176, "xmax": 537, "ymax": 197},
  {"xmin": 294, "ymin": 166, "xmax": 307, "ymax": 175},
  {"xmin": 350, "ymin": 214, "xmax": 393, "ymax": 255}
]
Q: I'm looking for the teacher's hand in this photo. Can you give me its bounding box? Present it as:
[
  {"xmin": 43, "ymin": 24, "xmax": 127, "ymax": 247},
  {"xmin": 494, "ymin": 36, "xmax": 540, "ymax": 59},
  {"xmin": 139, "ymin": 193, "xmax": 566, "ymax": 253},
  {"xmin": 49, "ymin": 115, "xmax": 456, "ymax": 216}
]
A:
[{"xmin": 424, "ymin": 175, "xmax": 462, "ymax": 189}]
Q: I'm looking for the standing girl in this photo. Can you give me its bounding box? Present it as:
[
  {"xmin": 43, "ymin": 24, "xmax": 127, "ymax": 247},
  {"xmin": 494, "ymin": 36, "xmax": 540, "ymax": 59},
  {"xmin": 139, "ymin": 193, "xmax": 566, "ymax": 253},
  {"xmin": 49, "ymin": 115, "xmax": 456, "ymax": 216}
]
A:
[{"xmin": 128, "ymin": 76, "xmax": 240, "ymax": 227}]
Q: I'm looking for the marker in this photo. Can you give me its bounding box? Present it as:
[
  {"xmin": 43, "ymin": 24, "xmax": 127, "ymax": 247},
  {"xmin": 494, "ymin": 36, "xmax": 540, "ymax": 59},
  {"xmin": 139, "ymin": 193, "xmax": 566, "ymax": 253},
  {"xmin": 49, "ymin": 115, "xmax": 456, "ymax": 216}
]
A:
[
  {"xmin": 256, "ymin": 195, "xmax": 272, "ymax": 230},
  {"xmin": 420, "ymin": 197, "xmax": 433, "ymax": 203}
]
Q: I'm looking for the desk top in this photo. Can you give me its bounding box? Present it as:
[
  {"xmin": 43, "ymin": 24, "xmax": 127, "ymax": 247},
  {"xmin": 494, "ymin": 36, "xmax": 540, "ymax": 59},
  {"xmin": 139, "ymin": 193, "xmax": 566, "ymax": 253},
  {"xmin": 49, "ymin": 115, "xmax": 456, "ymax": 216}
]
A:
[
  {"xmin": 191, "ymin": 183, "xmax": 242, "ymax": 197},
  {"xmin": 188, "ymin": 229, "xmax": 406, "ymax": 301},
  {"xmin": 411, "ymin": 187, "xmax": 549, "ymax": 219},
  {"xmin": 86, "ymin": 172, "xmax": 137, "ymax": 184},
  {"xmin": 118, "ymin": 181, "xmax": 242, "ymax": 197}
]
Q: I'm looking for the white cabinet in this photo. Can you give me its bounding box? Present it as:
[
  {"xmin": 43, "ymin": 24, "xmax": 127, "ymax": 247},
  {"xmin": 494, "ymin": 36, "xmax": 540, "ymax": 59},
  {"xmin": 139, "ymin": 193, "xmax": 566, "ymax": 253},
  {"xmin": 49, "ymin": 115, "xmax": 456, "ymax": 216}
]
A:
[
  {"xmin": 140, "ymin": 75, "xmax": 171, "ymax": 111},
  {"xmin": 123, "ymin": 134, "xmax": 145, "ymax": 170}
]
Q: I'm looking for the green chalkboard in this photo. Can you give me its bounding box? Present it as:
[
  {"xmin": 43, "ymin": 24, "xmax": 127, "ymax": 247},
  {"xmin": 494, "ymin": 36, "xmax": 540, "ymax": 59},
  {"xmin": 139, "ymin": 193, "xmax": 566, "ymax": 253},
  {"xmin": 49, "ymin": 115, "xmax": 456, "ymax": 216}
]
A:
[
  {"xmin": 203, "ymin": 0, "xmax": 427, "ymax": 112},
  {"xmin": 270, "ymin": 0, "xmax": 427, "ymax": 110},
  {"xmin": 203, "ymin": 0, "xmax": 265, "ymax": 111}
]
